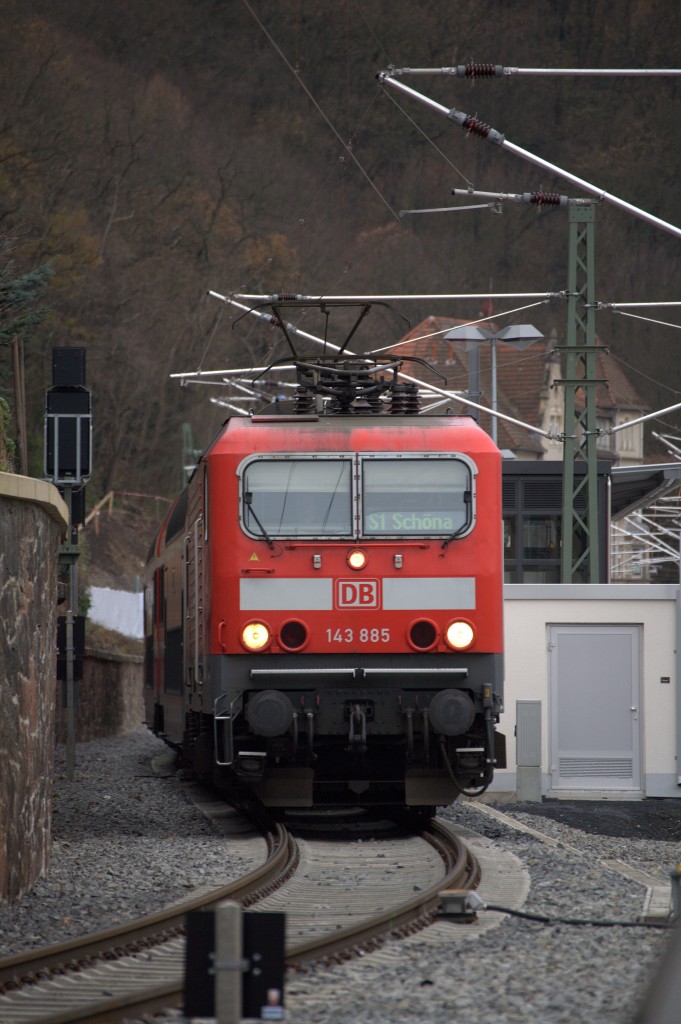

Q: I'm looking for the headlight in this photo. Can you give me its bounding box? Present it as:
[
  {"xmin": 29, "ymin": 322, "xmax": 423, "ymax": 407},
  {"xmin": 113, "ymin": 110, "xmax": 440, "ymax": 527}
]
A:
[
  {"xmin": 241, "ymin": 621, "xmax": 271, "ymax": 651},
  {"xmin": 445, "ymin": 619, "xmax": 475, "ymax": 651},
  {"xmin": 347, "ymin": 548, "xmax": 368, "ymax": 570}
]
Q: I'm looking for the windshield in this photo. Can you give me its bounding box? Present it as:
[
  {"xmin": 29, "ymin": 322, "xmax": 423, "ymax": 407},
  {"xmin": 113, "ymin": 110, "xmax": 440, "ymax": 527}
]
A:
[
  {"xmin": 362, "ymin": 457, "xmax": 472, "ymax": 536},
  {"xmin": 239, "ymin": 453, "xmax": 475, "ymax": 540},
  {"xmin": 242, "ymin": 458, "xmax": 353, "ymax": 537}
]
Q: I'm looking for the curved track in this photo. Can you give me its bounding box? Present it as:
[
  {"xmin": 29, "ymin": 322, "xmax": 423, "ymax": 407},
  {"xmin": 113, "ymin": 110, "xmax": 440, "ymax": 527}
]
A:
[
  {"xmin": 0, "ymin": 811, "xmax": 295, "ymax": 1024},
  {"xmin": 0, "ymin": 808, "xmax": 478, "ymax": 1024}
]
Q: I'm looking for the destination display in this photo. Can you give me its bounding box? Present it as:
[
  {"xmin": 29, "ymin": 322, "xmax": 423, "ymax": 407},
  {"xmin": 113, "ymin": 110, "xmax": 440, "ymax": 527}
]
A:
[{"xmin": 365, "ymin": 511, "xmax": 457, "ymax": 533}]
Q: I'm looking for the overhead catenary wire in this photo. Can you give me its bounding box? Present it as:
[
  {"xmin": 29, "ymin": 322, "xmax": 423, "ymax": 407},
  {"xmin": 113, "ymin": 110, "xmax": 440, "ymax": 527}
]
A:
[
  {"xmin": 400, "ymin": 202, "xmax": 503, "ymax": 216},
  {"xmin": 609, "ymin": 354, "xmax": 681, "ymax": 400},
  {"xmin": 197, "ymin": 292, "xmax": 681, "ymax": 439},
  {"xmin": 606, "ymin": 310, "xmax": 681, "ymax": 332},
  {"xmin": 591, "ymin": 300, "xmax": 681, "ymax": 333},
  {"xmin": 382, "ymin": 87, "xmax": 474, "ymax": 189},
  {"xmin": 451, "ymin": 187, "xmax": 594, "ymax": 208},
  {"xmin": 599, "ymin": 301, "xmax": 681, "ymax": 309},
  {"xmin": 240, "ymin": 0, "xmax": 400, "ymax": 221},
  {"xmin": 652, "ymin": 432, "xmax": 681, "ymax": 457},
  {"xmin": 232, "ymin": 291, "xmax": 558, "ymax": 355},
  {"xmin": 368, "ymin": 299, "xmax": 551, "ymax": 355},
  {"xmin": 172, "ymin": 364, "xmax": 298, "ymax": 380},
  {"xmin": 204, "ymin": 290, "xmax": 554, "ymax": 439},
  {"xmin": 210, "ymin": 397, "xmax": 253, "ymax": 416},
  {"xmin": 235, "ymin": 291, "xmax": 564, "ymax": 301},
  {"xmin": 376, "ymin": 73, "xmax": 681, "ymax": 241},
  {"xmin": 385, "ymin": 65, "xmax": 681, "ymax": 78},
  {"xmin": 600, "ymin": 400, "xmax": 681, "ymax": 436}
]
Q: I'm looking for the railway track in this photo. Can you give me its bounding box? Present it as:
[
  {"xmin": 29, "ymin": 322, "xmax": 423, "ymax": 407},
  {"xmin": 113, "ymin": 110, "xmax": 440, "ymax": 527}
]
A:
[
  {"xmin": 284, "ymin": 816, "xmax": 479, "ymax": 966},
  {"xmin": 0, "ymin": 806, "xmax": 295, "ymax": 1023},
  {"xmin": 0, "ymin": 806, "xmax": 478, "ymax": 1023}
]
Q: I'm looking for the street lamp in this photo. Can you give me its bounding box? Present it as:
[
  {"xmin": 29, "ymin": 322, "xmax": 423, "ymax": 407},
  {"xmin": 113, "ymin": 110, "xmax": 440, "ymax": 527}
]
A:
[{"xmin": 444, "ymin": 323, "xmax": 544, "ymax": 443}]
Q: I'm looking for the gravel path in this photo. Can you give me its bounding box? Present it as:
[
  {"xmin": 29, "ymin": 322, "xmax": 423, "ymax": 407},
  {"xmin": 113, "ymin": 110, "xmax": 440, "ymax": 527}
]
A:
[{"xmin": 1, "ymin": 729, "xmax": 678, "ymax": 1023}]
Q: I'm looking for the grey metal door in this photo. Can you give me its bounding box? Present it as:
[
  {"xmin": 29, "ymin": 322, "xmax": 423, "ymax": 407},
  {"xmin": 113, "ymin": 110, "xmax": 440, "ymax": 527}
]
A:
[{"xmin": 548, "ymin": 624, "xmax": 641, "ymax": 792}]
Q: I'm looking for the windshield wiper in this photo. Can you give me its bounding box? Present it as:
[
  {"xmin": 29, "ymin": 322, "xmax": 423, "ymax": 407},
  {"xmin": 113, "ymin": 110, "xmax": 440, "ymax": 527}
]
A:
[
  {"xmin": 244, "ymin": 492, "xmax": 275, "ymax": 550},
  {"xmin": 441, "ymin": 491, "xmax": 472, "ymax": 551}
]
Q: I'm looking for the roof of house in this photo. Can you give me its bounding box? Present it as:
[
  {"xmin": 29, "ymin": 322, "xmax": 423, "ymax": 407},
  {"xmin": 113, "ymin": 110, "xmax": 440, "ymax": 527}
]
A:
[{"xmin": 389, "ymin": 315, "xmax": 648, "ymax": 457}]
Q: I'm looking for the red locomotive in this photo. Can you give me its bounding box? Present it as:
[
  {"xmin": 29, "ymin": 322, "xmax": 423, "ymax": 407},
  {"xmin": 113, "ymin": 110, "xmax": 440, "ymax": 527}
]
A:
[{"xmin": 144, "ymin": 303, "xmax": 505, "ymax": 813}]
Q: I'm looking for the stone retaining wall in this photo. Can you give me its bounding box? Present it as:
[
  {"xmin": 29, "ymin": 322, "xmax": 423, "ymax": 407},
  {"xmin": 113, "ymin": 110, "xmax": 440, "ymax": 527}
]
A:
[
  {"xmin": 55, "ymin": 650, "xmax": 145, "ymax": 743},
  {"xmin": 0, "ymin": 474, "xmax": 68, "ymax": 903}
]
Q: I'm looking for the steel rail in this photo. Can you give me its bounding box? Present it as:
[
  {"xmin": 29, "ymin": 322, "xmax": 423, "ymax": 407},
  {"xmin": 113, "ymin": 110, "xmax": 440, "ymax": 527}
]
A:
[
  {"xmin": 286, "ymin": 819, "xmax": 479, "ymax": 966},
  {"xmin": 7, "ymin": 981, "xmax": 190, "ymax": 1024},
  {"xmin": 0, "ymin": 819, "xmax": 294, "ymax": 1003},
  {"xmin": 0, "ymin": 819, "xmax": 479, "ymax": 1022}
]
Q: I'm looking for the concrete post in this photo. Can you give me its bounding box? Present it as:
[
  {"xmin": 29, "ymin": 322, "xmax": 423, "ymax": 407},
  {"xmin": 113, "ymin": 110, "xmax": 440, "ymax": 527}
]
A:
[{"xmin": 214, "ymin": 900, "xmax": 244, "ymax": 1024}]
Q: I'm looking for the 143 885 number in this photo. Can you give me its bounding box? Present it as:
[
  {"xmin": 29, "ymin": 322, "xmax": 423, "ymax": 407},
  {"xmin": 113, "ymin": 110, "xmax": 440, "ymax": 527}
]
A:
[{"xmin": 326, "ymin": 628, "xmax": 390, "ymax": 643}]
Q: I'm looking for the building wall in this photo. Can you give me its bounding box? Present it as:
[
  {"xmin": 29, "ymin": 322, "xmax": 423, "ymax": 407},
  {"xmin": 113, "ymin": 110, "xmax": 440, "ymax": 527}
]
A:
[{"xmin": 495, "ymin": 584, "xmax": 679, "ymax": 798}]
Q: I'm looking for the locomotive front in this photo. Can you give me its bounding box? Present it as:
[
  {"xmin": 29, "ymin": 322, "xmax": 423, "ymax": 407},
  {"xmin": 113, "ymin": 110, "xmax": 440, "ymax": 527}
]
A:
[{"xmin": 204, "ymin": 412, "xmax": 505, "ymax": 809}]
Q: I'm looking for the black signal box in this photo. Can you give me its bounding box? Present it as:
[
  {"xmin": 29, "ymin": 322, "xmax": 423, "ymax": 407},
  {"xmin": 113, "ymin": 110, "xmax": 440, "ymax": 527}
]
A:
[
  {"xmin": 45, "ymin": 386, "xmax": 92, "ymax": 484},
  {"xmin": 46, "ymin": 346, "xmax": 92, "ymax": 485},
  {"xmin": 53, "ymin": 347, "xmax": 86, "ymax": 387}
]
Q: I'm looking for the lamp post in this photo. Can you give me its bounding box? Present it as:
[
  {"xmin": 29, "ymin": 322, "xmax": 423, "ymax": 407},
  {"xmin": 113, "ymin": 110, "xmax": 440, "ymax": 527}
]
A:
[{"xmin": 444, "ymin": 323, "xmax": 544, "ymax": 444}]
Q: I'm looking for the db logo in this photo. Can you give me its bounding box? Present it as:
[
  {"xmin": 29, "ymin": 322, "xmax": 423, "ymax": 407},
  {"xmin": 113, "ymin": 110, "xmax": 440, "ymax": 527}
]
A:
[{"xmin": 335, "ymin": 578, "xmax": 380, "ymax": 608}]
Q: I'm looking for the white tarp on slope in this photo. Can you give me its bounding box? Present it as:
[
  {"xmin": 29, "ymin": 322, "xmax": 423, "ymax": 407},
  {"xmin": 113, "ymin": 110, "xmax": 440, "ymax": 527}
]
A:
[{"xmin": 89, "ymin": 586, "xmax": 143, "ymax": 639}]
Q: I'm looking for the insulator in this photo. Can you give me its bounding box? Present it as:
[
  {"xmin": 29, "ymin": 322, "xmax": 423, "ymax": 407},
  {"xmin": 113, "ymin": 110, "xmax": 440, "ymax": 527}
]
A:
[
  {"xmin": 525, "ymin": 191, "xmax": 564, "ymax": 207},
  {"xmin": 294, "ymin": 388, "xmax": 315, "ymax": 414},
  {"xmin": 461, "ymin": 115, "xmax": 491, "ymax": 138},
  {"xmin": 389, "ymin": 383, "xmax": 410, "ymax": 415},
  {"xmin": 405, "ymin": 383, "xmax": 420, "ymax": 414},
  {"xmin": 447, "ymin": 109, "xmax": 504, "ymax": 145},
  {"xmin": 352, "ymin": 397, "xmax": 373, "ymax": 414},
  {"xmin": 276, "ymin": 293, "xmax": 298, "ymax": 300},
  {"xmin": 461, "ymin": 63, "xmax": 503, "ymax": 78}
]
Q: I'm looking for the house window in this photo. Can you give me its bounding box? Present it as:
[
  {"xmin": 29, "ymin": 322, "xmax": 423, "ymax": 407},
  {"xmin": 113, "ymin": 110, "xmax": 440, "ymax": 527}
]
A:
[
  {"xmin": 615, "ymin": 418, "xmax": 642, "ymax": 458},
  {"xmin": 596, "ymin": 417, "xmax": 614, "ymax": 451}
]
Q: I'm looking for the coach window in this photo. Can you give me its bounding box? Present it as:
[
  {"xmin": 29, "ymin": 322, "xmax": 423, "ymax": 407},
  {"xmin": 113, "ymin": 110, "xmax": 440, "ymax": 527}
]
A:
[
  {"xmin": 241, "ymin": 457, "xmax": 353, "ymax": 538},
  {"xmin": 361, "ymin": 456, "xmax": 474, "ymax": 537}
]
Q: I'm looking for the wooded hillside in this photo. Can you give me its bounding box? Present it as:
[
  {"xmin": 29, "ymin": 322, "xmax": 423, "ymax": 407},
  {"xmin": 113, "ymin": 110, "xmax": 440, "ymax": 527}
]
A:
[{"xmin": 1, "ymin": 0, "xmax": 680, "ymax": 496}]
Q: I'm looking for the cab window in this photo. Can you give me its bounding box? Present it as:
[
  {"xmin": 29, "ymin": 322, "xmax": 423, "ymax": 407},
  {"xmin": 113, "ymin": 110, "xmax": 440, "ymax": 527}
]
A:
[
  {"xmin": 361, "ymin": 456, "xmax": 474, "ymax": 537},
  {"xmin": 241, "ymin": 457, "xmax": 353, "ymax": 538}
]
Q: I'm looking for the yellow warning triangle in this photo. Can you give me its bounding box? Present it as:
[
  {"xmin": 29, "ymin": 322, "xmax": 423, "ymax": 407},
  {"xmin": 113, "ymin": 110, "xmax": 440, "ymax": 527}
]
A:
[{"xmin": 249, "ymin": 552, "xmax": 260, "ymax": 561}]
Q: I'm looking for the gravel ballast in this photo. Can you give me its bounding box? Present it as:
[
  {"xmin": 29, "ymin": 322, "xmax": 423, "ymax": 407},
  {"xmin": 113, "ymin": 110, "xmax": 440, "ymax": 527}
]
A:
[
  {"xmin": 1, "ymin": 729, "xmax": 678, "ymax": 1023},
  {"xmin": 0, "ymin": 730, "xmax": 250, "ymax": 957}
]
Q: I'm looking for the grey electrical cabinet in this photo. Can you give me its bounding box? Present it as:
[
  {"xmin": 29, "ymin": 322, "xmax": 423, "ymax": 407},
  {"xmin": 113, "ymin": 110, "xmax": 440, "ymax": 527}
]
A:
[{"xmin": 516, "ymin": 700, "xmax": 542, "ymax": 802}]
